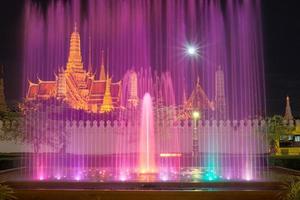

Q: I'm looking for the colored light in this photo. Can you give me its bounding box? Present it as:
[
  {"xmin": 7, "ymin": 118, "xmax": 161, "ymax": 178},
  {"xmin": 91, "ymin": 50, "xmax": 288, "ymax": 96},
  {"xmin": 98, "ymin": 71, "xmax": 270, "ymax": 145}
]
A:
[
  {"xmin": 203, "ymin": 169, "xmax": 219, "ymax": 181},
  {"xmin": 192, "ymin": 173, "xmax": 201, "ymax": 180},
  {"xmin": 74, "ymin": 175, "xmax": 81, "ymax": 181},
  {"xmin": 119, "ymin": 175, "xmax": 127, "ymax": 181},
  {"xmin": 160, "ymin": 174, "xmax": 169, "ymax": 181},
  {"xmin": 118, "ymin": 170, "xmax": 129, "ymax": 181},
  {"xmin": 160, "ymin": 153, "xmax": 182, "ymax": 157},
  {"xmin": 244, "ymin": 174, "xmax": 252, "ymax": 181}
]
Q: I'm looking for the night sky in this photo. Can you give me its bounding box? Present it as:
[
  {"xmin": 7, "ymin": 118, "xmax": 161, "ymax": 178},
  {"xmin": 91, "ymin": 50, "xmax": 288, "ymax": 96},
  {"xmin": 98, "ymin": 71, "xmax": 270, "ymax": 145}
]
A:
[{"xmin": 0, "ymin": 0, "xmax": 300, "ymax": 117}]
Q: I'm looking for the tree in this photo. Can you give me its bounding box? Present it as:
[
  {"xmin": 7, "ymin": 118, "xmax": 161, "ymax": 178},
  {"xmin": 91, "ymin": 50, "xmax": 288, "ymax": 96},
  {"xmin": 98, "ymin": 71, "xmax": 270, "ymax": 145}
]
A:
[
  {"xmin": 21, "ymin": 100, "xmax": 67, "ymax": 153},
  {"xmin": 0, "ymin": 105, "xmax": 22, "ymax": 142},
  {"xmin": 266, "ymin": 115, "xmax": 294, "ymax": 154}
]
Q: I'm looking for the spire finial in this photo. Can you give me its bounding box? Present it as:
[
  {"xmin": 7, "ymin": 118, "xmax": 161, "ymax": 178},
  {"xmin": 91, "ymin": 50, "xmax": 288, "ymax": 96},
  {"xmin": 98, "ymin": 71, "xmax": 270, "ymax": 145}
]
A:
[
  {"xmin": 88, "ymin": 36, "xmax": 92, "ymax": 73},
  {"xmin": 99, "ymin": 50, "xmax": 106, "ymax": 81},
  {"xmin": 74, "ymin": 22, "xmax": 77, "ymax": 32},
  {"xmin": 284, "ymin": 95, "xmax": 294, "ymax": 121},
  {"xmin": 106, "ymin": 49, "xmax": 109, "ymax": 78},
  {"xmin": 197, "ymin": 76, "xmax": 200, "ymax": 85},
  {"xmin": 101, "ymin": 50, "xmax": 104, "ymax": 67}
]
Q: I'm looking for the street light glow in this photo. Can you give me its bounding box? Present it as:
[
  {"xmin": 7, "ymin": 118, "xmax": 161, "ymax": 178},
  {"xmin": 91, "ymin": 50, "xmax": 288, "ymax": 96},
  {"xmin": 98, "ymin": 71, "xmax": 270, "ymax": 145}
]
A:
[{"xmin": 192, "ymin": 111, "xmax": 200, "ymax": 119}]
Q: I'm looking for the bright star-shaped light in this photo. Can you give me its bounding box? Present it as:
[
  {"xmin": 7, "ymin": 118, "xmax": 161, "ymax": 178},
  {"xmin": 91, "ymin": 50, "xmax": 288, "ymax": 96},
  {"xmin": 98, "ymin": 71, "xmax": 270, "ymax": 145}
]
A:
[
  {"xmin": 187, "ymin": 46, "xmax": 197, "ymax": 55},
  {"xmin": 186, "ymin": 45, "xmax": 199, "ymax": 56}
]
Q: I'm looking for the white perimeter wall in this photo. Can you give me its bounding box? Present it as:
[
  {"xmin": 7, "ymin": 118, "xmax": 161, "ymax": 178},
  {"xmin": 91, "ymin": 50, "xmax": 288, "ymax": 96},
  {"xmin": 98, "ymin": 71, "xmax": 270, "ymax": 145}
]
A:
[{"xmin": 0, "ymin": 119, "xmax": 282, "ymax": 154}]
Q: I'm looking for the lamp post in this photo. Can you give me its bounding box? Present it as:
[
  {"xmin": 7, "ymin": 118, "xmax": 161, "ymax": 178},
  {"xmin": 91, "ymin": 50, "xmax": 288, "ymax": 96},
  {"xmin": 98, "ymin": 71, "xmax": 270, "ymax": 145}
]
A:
[
  {"xmin": 192, "ymin": 110, "xmax": 201, "ymax": 166},
  {"xmin": 185, "ymin": 44, "xmax": 200, "ymax": 166}
]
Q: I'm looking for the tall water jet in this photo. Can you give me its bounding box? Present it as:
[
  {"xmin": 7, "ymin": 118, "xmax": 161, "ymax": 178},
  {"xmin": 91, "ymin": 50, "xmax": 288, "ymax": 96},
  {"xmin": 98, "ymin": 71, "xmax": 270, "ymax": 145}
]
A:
[{"xmin": 139, "ymin": 93, "xmax": 157, "ymax": 173}]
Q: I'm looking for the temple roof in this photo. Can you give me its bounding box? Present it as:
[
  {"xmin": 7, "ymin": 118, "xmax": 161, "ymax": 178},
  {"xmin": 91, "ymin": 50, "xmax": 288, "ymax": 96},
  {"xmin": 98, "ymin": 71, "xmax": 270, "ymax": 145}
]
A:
[
  {"xmin": 177, "ymin": 78, "xmax": 214, "ymax": 120},
  {"xmin": 27, "ymin": 78, "xmax": 121, "ymax": 104},
  {"xmin": 27, "ymin": 81, "xmax": 56, "ymax": 99},
  {"xmin": 184, "ymin": 78, "xmax": 214, "ymax": 111},
  {"xmin": 27, "ymin": 84, "xmax": 38, "ymax": 99},
  {"xmin": 89, "ymin": 80, "xmax": 121, "ymax": 98},
  {"xmin": 38, "ymin": 81, "xmax": 56, "ymax": 96},
  {"xmin": 90, "ymin": 81, "xmax": 106, "ymax": 95}
]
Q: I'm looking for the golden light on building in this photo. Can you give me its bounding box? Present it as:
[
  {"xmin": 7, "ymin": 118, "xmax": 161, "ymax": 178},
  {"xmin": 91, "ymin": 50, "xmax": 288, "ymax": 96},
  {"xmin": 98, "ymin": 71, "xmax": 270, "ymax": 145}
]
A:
[
  {"xmin": 100, "ymin": 76, "xmax": 114, "ymax": 113},
  {"xmin": 26, "ymin": 24, "xmax": 121, "ymax": 113},
  {"xmin": 127, "ymin": 70, "xmax": 139, "ymax": 107}
]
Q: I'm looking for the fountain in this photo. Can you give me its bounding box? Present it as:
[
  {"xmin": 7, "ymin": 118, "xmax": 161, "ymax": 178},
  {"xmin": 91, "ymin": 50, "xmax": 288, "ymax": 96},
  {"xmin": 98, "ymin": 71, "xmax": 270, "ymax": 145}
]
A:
[
  {"xmin": 15, "ymin": 0, "xmax": 270, "ymax": 183},
  {"xmin": 0, "ymin": 1, "xmax": 293, "ymax": 199},
  {"xmin": 1, "ymin": 1, "xmax": 290, "ymax": 198},
  {"xmin": 138, "ymin": 93, "xmax": 157, "ymax": 174}
]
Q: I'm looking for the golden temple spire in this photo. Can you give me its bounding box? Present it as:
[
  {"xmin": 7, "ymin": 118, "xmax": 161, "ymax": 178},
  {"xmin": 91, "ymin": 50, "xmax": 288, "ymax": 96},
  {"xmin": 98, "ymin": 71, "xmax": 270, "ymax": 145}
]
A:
[
  {"xmin": 66, "ymin": 22, "xmax": 83, "ymax": 72},
  {"xmin": 284, "ymin": 96, "xmax": 294, "ymax": 121},
  {"xmin": 100, "ymin": 50, "xmax": 113, "ymax": 112},
  {"xmin": 100, "ymin": 76, "xmax": 113, "ymax": 113},
  {"xmin": 99, "ymin": 50, "xmax": 106, "ymax": 81}
]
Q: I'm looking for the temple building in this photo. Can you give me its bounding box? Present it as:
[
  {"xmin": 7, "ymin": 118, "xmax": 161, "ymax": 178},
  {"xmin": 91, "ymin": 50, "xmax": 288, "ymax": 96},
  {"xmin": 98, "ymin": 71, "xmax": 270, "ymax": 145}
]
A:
[
  {"xmin": 25, "ymin": 25, "xmax": 223, "ymax": 117},
  {"xmin": 26, "ymin": 25, "xmax": 121, "ymax": 113}
]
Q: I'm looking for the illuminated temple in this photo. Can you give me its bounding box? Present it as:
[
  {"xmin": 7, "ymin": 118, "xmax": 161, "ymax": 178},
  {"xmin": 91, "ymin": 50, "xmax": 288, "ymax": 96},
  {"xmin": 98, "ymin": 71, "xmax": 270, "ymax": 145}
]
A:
[
  {"xmin": 26, "ymin": 25, "xmax": 224, "ymax": 117},
  {"xmin": 26, "ymin": 25, "xmax": 121, "ymax": 113}
]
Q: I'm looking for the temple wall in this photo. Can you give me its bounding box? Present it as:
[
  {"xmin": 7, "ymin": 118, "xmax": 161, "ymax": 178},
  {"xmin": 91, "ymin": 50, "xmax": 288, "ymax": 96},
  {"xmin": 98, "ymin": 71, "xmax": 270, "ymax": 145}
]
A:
[{"xmin": 1, "ymin": 119, "xmax": 297, "ymax": 154}]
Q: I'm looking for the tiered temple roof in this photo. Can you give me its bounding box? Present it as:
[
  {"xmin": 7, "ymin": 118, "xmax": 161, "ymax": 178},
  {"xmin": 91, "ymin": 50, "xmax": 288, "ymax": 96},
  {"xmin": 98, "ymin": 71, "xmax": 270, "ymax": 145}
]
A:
[
  {"xmin": 177, "ymin": 77, "xmax": 214, "ymax": 120},
  {"xmin": 26, "ymin": 25, "xmax": 121, "ymax": 113}
]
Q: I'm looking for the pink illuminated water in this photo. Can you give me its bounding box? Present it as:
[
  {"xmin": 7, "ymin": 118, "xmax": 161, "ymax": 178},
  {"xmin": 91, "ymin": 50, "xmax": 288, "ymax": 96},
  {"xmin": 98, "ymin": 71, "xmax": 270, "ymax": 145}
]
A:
[
  {"xmin": 139, "ymin": 93, "xmax": 157, "ymax": 173},
  {"xmin": 22, "ymin": 0, "xmax": 265, "ymax": 119},
  {"xmin": 18, "ymin": 0, "xmax": 269, "ymax": 183}
]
